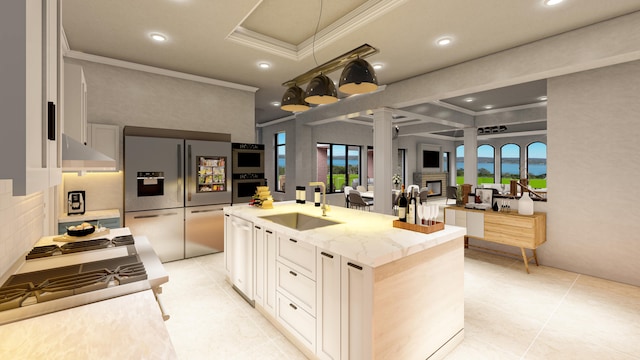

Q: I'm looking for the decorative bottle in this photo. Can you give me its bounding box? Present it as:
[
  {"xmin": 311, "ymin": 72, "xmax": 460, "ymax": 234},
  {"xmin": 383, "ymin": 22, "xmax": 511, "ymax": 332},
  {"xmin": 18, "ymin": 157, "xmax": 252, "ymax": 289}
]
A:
[
  {"xmin": 398, "ymin": 184, "xmax": 408, "ymax": 222},
  {"xmin": 407, "ymin": 192, "xmax": 416, "ymax": 224},
  {"xmin": 518, "ymin": 190, "xmax": 534, "ymax": 215}
]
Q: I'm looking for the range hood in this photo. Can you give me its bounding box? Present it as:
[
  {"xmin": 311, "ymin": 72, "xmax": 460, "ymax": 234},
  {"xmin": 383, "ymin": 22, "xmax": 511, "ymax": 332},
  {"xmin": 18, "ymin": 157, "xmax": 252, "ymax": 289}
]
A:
[{"xmin": 61, "ymin": 133, "xmax": 116, "ymax": 171}]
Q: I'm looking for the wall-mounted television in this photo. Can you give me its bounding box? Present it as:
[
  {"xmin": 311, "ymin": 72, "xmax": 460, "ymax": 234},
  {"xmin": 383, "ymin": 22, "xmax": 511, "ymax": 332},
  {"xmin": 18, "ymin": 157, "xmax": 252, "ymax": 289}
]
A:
[{"xmin": 423, "ymin": 150, "xmax": 440, "ymax": 168}]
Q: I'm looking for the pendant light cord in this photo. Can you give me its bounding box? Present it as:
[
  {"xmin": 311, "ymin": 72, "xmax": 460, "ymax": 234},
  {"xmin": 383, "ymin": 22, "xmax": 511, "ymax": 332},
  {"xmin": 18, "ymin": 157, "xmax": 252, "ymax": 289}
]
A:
[{"xmin": 312, "ymin": 0, "xmax": 323, "ymax": 67}]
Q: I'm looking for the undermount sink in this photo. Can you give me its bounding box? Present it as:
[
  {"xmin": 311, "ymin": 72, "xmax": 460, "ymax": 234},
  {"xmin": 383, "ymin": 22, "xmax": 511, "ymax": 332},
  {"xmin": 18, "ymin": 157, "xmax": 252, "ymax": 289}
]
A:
[{"xmin": 259, "ymin": 212, "xmax": 341, "ymax": 231}]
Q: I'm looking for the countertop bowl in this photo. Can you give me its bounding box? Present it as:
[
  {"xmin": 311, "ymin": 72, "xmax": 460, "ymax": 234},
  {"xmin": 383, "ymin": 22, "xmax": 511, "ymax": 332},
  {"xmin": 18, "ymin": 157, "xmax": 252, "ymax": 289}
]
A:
[{"xmin": 67, "ymin": 226, "xmax": 95, "ymax": 237}]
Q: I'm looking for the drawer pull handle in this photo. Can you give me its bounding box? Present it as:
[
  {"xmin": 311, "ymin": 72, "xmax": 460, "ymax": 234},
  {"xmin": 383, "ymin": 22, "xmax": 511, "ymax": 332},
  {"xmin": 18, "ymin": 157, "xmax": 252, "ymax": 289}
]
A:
[
  {"xmin": 321, "ymin": 252, "xmax": 334, "ymax": 259},
  {"xmin": 289, "ymin": 270, "xmax": 297, "ymax": 277},
  {"xmin": 266, "ymin": 230, "xmax": 273, "ymax": 234},
  {"xmin": 289, "ymin": 239, "xmax": 298, "ymax": 243},
  {"xmin": 255, "ymin": 226, "xmax": 261, "ymax": 230},
  {"xmin": 347, "ymin": 262, "xmax": 363, "ymax": 271},
  {"xmin": 289, "ymin": 303, "xmax": 298, "ymax": 310}
]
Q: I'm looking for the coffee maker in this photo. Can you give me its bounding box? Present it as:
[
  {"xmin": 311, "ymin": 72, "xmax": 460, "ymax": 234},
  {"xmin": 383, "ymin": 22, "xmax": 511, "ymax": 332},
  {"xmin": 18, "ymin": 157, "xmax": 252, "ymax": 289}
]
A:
[{"xmin": 67, "ymin": 191, "xmax": 86, "ymax": 215}]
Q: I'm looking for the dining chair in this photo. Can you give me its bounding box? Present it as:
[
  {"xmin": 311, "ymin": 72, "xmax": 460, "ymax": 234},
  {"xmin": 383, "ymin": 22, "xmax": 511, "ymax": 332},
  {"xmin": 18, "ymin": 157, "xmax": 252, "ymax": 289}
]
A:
[
  {"xmin": 391, "ymin": 191, "xmax": 399, "ymax": 215},
  {"xmin": 344, "ymin": 186, "xmax": 353, "ymax": 208},
  {"xmin": 356, "ymin": 185, "xmax": 367, "ymax": 193},
  {"xmin": 349, "ymin": 190, "xmax": 373, "ymax": 211},
  {"xmin": 419, "ymin": 190, "xmax": 429, "ymax": 204},
  {"xmin": 446, "ymin": 186, "xmax": 458, "ymax": 205}
]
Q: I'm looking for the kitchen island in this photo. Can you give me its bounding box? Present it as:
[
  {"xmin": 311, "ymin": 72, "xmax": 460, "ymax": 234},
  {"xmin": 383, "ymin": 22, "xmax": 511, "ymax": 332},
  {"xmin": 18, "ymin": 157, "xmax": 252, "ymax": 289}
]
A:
[{"xmin": 224, "ymin": 202, "xmax": 466, "ymax": 360}]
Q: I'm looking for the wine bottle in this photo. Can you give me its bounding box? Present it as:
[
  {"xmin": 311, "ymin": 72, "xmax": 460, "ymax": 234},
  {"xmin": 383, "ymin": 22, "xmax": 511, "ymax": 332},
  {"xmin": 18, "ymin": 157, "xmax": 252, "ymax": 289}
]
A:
[
  {"xmin": 408, "ymin": 192, "xmax": 416, "ymax": 224},
  {"xmin": 398, "ymin": 184, "xmax": 408, "ymax": 222}
]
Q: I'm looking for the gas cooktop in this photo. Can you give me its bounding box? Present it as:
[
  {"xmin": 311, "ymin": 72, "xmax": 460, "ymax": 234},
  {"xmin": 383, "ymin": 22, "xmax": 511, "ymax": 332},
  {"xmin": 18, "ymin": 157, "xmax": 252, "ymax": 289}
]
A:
[{"xmin": 24, "ymin": 235, "xmax": 135, "ymax": 260}]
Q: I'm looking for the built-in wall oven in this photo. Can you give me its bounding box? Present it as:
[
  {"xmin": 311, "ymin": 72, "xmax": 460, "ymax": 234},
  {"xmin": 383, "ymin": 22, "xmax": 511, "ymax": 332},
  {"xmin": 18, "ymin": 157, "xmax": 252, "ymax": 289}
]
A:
[
  {"xmin": 232, "ymin": 173, "xmax": 266, "ymax": 204},
  {"xmin": 232, "ymin": 143, "xmax": 264, "ymax": 174}
]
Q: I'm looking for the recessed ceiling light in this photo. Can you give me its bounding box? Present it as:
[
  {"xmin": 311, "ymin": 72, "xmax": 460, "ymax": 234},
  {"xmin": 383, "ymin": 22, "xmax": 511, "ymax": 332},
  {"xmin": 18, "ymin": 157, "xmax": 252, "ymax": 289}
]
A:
[
  {"xmin": 436, "ymin": 37, "xmax": 453, "ymax": 46},
  {"xmin": 537, "ymin": 95, "xmax": 548, "ymax": 101},
  {"xmin": 258, "ymin": 62, "xmax": 270, "ymax": 69},
  {"xmin": 544, "ymin": 0, "xmax": 563, "ymax": 6},
  {"xmin": 271, "ymin": 101, "xmax": 281, "ymax": 107},
  {"xmin": 150, "ymin": 33, "xmax": 166, "ymax": 42},
  {"xmin": 373, "ymin": 63, "xmax": 383, "ymax": 70},
  {"xmin": 483, "ymin": 105, "xmax": 494, "ymax": 109},
  {"xmin": 463, "ymin": 97, "xmax": 475, "ymax": 102}
]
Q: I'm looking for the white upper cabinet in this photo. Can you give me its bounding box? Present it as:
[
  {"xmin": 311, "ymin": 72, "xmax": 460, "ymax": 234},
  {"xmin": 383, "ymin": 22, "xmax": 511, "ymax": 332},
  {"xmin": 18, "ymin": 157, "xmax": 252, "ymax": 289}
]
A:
[
  {"xmin": 0, "ymin": 0, "xmax": 61, "ymax": 196},
  {"xmin": 64, "ymin": 62, "xmax": 87, "ymax": 144}
]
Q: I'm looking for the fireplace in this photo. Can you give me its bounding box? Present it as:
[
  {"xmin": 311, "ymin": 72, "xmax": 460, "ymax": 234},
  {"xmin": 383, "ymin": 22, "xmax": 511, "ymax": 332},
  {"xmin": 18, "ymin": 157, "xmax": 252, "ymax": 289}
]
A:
[{"xmin": 425, "ymin": 180, "xmax": 442, "ymax": 197}]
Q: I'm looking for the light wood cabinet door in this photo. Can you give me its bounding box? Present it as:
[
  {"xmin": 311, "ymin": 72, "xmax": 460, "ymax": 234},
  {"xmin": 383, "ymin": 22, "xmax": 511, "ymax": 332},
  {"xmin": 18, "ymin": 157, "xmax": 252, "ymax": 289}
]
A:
[{"xmin": 316, "ymin": 250, "xmax": 341, "ymax": 360}]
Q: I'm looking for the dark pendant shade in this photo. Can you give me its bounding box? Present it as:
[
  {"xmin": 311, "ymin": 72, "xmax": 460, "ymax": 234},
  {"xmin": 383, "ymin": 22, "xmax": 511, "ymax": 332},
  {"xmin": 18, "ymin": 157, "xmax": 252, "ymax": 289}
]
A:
[
  {"xmin": 338, "ymin": 58, "xmax": 378, "ymax": 95},
  {"xmin": 281, "ymin": 85, "xmax": 310, "ymax": 112},
  {"xmin": 305, "ymin": 74, "xmax": 339, "ymax": 104}
]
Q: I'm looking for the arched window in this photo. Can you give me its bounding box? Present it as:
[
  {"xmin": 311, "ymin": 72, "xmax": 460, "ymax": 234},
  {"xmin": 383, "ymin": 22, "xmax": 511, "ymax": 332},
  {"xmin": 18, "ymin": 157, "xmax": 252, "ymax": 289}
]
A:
[
  {"xmin": 527, "ymin": 142, "xmax": 547, "ymax": 189},
  {"xmin": 500, "ymin": 143, "xmax": 520, "ymax": 184},
  {"xmin": 477, "ymin": 144, "xmax": 495, "ymax": 185},
  {"xmin": 455, "ymin": 145, "xmax": 464, "ymax": 185}
]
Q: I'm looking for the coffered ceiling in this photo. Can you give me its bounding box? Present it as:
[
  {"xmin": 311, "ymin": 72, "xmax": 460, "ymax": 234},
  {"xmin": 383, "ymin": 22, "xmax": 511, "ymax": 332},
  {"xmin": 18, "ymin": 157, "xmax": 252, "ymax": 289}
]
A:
[{"xmin": 61, "ymin": 0, "xmax": 640, "ymax": 126}]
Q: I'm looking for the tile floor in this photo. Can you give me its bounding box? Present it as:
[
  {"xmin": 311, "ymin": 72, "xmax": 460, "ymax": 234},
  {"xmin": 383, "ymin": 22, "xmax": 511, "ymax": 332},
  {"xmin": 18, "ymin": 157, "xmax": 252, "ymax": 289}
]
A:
[{"xmin": 161, "ymin": 228, "xmax": 640, "ymax": 359}]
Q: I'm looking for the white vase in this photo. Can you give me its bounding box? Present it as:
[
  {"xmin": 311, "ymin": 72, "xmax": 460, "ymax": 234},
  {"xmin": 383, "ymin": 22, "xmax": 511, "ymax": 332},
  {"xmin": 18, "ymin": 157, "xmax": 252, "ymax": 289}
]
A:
[{"xmin": 518, "ymin": 192, "xmax": 534, "ymax": 215}]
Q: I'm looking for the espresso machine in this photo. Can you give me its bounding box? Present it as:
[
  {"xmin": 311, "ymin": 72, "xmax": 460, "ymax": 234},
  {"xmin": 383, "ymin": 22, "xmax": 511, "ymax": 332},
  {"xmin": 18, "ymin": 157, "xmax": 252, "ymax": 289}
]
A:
[{"xmin": 67, "ymin": 190, "xmax": 86, "ymax": 215}]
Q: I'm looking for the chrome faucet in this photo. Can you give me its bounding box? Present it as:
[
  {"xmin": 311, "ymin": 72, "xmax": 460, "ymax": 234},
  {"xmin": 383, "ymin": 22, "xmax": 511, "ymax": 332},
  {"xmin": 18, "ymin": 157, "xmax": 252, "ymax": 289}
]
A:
[{"xmin": 308, "ymin": 181, "xmax": 329, "ymax": 216}]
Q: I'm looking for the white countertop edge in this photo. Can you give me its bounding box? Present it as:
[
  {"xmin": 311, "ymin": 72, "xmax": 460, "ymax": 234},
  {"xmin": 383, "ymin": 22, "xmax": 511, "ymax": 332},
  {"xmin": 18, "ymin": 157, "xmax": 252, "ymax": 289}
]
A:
[
  {"xmin": 58, "ymin": 209, "xmax": 121, "ymax": 222},
  {"xmin": 225, "ymin": 202, "xmax": 466, "ymax": 268}
]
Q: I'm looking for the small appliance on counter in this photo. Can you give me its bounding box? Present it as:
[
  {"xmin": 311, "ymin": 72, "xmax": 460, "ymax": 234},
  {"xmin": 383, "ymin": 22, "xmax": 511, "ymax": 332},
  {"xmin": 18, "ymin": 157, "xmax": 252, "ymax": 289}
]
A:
[{"xmin": 67, "ymin": 190, "xmax": 86, "ymax": 215}]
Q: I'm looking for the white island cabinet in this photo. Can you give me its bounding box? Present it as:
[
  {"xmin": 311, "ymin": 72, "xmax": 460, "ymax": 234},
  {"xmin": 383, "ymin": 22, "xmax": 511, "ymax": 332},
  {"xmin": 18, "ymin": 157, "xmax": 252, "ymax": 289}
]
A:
[{"xmin": 224, "ymin": 202, "xmax": 466, "ymax": 360}]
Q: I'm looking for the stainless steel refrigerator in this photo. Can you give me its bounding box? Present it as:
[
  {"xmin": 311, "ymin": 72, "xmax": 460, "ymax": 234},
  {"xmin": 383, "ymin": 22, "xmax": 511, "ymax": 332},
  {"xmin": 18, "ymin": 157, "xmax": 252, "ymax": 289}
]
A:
[{"xmin": 124, "ymin": 131, "xmax": 231, "ymax": 262}]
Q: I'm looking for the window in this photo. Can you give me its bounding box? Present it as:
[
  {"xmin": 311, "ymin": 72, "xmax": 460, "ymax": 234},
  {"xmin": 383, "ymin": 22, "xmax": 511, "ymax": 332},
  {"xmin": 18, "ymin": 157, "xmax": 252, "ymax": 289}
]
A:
[
  {"xmin": 443, "ymin": 152, "xmax": 449, "ymax": 173},
  {"xmin": 501, "ymin": 143, "xmax": 520, "ymax": 184},
  {"xmin": 477, "ymin": 145, "xmax": 495, "ymax": 185},
  {"xmin": 527, "ymin": 142, "xmax": 547, "ymax": 189},
  {"xmin": 456, "ymin": 145, "xmax": 464, "ymax": 185},
  {"xmin": 397, "ymin": 148, "xmax": 406, "ymax": 187},
  {"xmin": 317, "ymin": 143, "xmax": 361, "ymax": 193},
  {"xmin": 275, "ymin": 132, "xmax": 286, "ymax": 192}
]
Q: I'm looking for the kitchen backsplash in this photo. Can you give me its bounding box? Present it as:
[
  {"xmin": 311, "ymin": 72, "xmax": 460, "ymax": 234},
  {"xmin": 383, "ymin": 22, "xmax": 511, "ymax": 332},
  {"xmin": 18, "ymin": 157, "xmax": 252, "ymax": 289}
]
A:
[
  {"xmin": 61, "ymin": 172, "xmax": 123, "ymax": 215},
  {"xmin": 0, "ymin": 180, "xmax": 44, "ymax": 278}
]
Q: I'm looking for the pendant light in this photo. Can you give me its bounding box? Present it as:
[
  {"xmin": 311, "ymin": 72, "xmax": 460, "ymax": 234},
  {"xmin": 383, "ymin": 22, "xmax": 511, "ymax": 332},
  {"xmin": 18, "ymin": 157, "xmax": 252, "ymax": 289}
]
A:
[
  {"xmin": 280, "ymin": 85, "xmax": 310, "ymax": 112},
  {"xmin": 305, "ymin": 74, "xmax": 338, "ymax": 104},
  {"xmin": 338, "ymin": 57, "xmax": 378, "ymax": 95}
]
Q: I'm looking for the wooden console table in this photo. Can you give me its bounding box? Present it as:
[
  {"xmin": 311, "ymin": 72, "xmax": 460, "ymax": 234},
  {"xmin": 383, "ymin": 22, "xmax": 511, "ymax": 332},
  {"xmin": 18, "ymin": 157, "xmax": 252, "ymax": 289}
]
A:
[{"xmin": 444, "ymin": 206, "xmax": 546, "ymax": 273}]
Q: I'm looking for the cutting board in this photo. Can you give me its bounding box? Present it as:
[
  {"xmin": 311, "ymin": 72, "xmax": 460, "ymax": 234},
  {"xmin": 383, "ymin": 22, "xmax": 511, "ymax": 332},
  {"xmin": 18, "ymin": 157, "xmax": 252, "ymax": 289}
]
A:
[{"xmin": 53, "ymin": 228, "xmax": 110, "ymax": 242}]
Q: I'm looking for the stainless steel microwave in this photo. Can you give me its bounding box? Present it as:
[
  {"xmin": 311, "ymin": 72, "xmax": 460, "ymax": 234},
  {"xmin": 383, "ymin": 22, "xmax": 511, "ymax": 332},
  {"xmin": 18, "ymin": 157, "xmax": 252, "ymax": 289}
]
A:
[{"xmin": 232, "ymin": 143, "xmax": 264, "ymax": 174}]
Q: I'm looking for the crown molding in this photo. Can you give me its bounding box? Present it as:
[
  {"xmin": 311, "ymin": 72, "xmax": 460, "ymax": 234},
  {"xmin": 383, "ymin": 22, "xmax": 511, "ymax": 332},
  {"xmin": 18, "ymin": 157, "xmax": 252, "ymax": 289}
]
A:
[{"xmin": 63, "ymin": 50, "xmax": 258, "ymax": 93}]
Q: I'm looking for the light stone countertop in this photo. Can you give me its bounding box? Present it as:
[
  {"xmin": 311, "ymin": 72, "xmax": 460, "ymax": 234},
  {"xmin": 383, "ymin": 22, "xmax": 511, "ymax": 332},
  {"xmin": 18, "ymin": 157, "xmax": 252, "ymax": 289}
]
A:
[
  {"xmin": 224, "ymin": 201, "xmax": 466, "ymax": 268},
  {"xmin": 0, "ymin": 290, "xmax": 177, "ymax": 360},
  {"xmin": 58, "ymin": 208, "xmax": 121, "ymax": 223}
]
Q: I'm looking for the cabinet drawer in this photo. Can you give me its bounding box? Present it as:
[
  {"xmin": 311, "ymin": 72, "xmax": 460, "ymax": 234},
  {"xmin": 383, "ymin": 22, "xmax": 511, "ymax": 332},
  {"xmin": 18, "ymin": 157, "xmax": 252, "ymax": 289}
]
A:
[
  {"xmin": 276, "ymin": 292, "xmax": 316, "ymax": 352},
  {"xmin": 277, "ymin": 235, "xmax": 316, "ymax": 279},
  {"xmin": 276, "ymin": 262, "xmax": 315, "ymax": 315}
]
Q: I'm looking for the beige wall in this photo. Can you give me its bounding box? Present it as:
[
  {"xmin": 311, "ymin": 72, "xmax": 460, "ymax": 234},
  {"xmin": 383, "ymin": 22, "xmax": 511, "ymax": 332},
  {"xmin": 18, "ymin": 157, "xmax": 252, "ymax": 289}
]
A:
[{"xmin": 541, "ymin": 60, "xmax": 640, "ymax": 285}]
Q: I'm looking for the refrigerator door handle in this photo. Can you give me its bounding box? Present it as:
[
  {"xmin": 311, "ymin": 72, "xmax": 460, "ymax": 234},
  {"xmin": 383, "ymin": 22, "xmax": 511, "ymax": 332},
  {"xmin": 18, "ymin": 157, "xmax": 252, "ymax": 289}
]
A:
[
  {"xmin": 177, "ymin": 144, "xmax": 183, "ymax": 202},
  {"xmin": 190, "ymin": 208, "xmax": 224, "ymax": 214},
  {"xmin": 132, "ymin": 213, "xmax": 179, "ymax": 219},
  {"xmin": 187, "ymin": 144, "xmax": 192, "ymax": 202}
]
